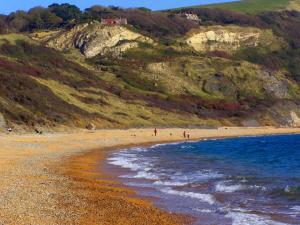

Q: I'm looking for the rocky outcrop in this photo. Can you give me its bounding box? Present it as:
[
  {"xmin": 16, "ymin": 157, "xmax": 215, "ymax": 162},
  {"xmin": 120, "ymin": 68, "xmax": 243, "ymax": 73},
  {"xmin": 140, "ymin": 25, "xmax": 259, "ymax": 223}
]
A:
[
  {"xmin": 86, "ymin": 122, "xmax": 96, "ymax": 130},
  {"xmin": 203, "ymin": 73, "xmax": 237, "ymax": 98},
  {"xmin": 241, "ymin": 119, "xmax": 260, "ymax": 127},
  {"xmin": 147, "ymin": 62, "xmax": 170, "ymax": 74},
  {"xmin": 287, "ymin": 0, "xmax": 300, "ymax": 12},
  {"xmin": 47, "ymin": 22, "xmax": 153, "ymax": 58},
  {"xmin": 259, "ymin": 70, "xmax": 289, "ymax": 99},
  {"xmin": 288, "ymin": 111, "xmax": 300, "ymax": 127},
  {"xmin": 0, "ymin": 113, "xmax": 7, "ymax": 131},
  {"xmin": 185, "ymin": 25, "xmax": 282, "ymax": 52}
]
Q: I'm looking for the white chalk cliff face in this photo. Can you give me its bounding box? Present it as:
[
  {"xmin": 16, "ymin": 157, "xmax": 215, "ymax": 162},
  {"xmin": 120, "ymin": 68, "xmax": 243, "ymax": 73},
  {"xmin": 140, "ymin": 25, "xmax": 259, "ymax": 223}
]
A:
[
  {"xmin": 289, "ymin": 111, "xmax": 300, "ymax": 127},
  {"xmin": 47, "ymin": 22, "xmax": 153, "ymax": 58},
  {"xmin": 185, "ymin": 25, "xmax": 277, "ymax": 52}
]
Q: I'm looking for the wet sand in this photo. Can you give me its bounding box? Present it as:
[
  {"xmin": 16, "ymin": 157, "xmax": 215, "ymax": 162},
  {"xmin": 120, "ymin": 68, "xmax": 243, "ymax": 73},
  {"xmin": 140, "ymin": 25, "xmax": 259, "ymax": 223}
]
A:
[{"xmin": 1, "ymin": 127, "xmax": 300, "ymax": 224}]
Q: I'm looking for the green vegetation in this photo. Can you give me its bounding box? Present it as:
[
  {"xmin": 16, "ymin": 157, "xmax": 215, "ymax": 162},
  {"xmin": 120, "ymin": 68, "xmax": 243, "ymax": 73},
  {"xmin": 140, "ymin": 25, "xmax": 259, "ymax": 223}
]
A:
[
  {"xmin": 0, "ymin": 34, "xmax": 32, "ymax": 45},
  {"xmin": 182, "ymin": 0, "xmax": 297, "ymax": 14},
  {"xmin": 1, "ymin": 2, "xmax": 300, "ymax": 130}
]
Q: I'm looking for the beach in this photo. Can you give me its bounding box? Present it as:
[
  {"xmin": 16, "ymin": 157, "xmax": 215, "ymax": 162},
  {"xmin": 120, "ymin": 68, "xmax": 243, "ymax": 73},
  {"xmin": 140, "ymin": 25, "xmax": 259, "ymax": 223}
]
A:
[{"xmin": 1, "ymin": 127, "xmax": 300, "ymax": 225}]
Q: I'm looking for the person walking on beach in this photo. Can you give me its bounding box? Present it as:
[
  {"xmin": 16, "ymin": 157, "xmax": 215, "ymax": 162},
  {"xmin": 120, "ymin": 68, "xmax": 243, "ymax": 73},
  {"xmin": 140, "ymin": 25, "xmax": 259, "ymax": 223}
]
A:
[
  {"xmin": 154, "ymin": 128, "xmax": 157, "ymax": 136},
  {"xmin": 183, "ymin": 131, "xmax": 186, "ymax": 138}
]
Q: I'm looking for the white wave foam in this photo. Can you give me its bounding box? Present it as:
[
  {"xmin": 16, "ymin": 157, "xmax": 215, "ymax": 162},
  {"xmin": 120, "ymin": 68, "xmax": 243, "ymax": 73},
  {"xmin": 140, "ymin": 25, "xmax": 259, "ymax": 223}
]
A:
[
  {"xmin": 193, "ymin": 208, "xmax": 213, "ymax": 213},
  {"xmin": 108, "ymin": 155, "xmax": 141, "ymax": 171},
  {"xmin": 150, "ymin": 142, "xmax": 182, "ymax": 149},
  {"xmin": 119, "ymin": 174, "xmax": 136, "ymax": 178},
  {"xmin": 291, "ymin": 205, "xmax": 300, "ymax": 213},
  {"xmin": 131, "ymin": 147, "xmax": 148, "ymax": 152},
  {"xmin": 180, "ymin": 145, "xmax": 193, "ymax": 149},
  {"xmin": 108, "ymin": 147, "xmax": 164, "ymax": 181},
  {"xmin": 225, "ymin": 211, "xmax": 288, "ymax": 225},
  {"xmin": 215, "ymin": 182, "xmax": 245, "ymax": 193},
  {"xmin": 133, "ymin": 171, "xmax": 159, "ymax": 180},
  {"xmin": 249, "ymin": 185, "xmax": 267, "ymax": 192},
  {"xmin": 160, "ymin": 188, "xmax": 216, "ymax": 205},
  {"xmin": 153, "ymin": 180, "xmax": 188, "ymax": 187},
  {"xmin": 196, "ymin": 170, "xmax": 224, "ymax": 180},
  {"xmin": 107, "ymin": 147, "xmax": 154, "ymax": 172},
  {"xmin": 171, "ymin": 170, "xmax": 223, "ymax": 184}
]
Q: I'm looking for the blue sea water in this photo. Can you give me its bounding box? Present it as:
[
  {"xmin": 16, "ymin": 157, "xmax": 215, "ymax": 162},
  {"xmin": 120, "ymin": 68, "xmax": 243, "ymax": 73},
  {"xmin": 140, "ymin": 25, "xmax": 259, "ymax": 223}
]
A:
[{"xmin": 107, "ymin": 135, "xmax": 300, "ymax": 225}]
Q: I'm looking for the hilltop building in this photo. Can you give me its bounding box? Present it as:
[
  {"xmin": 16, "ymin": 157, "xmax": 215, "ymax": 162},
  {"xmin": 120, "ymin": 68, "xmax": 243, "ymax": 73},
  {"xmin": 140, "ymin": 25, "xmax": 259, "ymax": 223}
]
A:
[{"xmin": 101, "ymin": 18, "xmax": 128, "ymax": 25}]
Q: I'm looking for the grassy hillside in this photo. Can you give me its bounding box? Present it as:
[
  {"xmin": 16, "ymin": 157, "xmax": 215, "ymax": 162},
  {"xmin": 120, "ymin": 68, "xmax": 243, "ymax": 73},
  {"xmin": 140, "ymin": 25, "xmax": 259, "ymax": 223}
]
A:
[
  {"xmin": 0, "ymin": 34, "xmax": 225, "ymax": 130},
  {"xmin": 179, "ymin": 0, "xmax": 300, "ymax": 14},
  {"xmin": 0, "ymin": 30, "xmax": 297, "ymax": 131},
  {"xmin": 1, "ymin": 4, "xmax": 300, "ymax": 131}
]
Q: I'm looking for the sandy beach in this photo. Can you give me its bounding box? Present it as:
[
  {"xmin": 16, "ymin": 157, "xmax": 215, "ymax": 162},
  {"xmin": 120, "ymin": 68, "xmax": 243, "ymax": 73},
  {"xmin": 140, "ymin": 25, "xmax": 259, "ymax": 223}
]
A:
[{"xmin": 1, "ymin": 127, "xmax": 300, "ymax": 225}]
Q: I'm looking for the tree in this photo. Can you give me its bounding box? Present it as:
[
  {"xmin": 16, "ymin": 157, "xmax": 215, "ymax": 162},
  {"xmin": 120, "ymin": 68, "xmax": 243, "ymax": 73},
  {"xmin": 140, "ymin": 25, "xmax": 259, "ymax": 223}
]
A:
[
  {"xmin": 48, "ymin": 3, "xmax": 81, "ymax": 22},
  {"xmin": 0, "ymin": 15, "xmax": 8, "ymax": 34},
  {"xmin": 7, "ymin": 10, "xmax": 30, "ymax": 32},
  {"xmin": 109, "ymin": 6, "xmax": 121, "ymax": 11},
  {"xmin": 40, "ymin": 11, "xmax": 62, "ymax": 29},
  {"xmin": 28, "ymin": 7, "xmax": 62, "ymax": 30},
  {"xmin": 83, "ymin": 5, "xmax": 112, "ymax": 21}
]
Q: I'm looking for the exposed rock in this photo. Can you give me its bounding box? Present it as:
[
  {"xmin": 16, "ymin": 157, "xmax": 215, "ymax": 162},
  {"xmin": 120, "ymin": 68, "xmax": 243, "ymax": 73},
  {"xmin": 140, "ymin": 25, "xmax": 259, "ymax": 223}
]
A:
[
  {"xmin": 180, "ymin": 13, "xmax": 201, "ymax": 21},
  {"xmin": 287, "ymin": 0, "xmax": 300, "ymax": 11},
  {"xmin": 185, "ymin": 25, "xmax": 281, "ymax": 52},
  {"xmin": 288, "ymin": 111, "xmax": 300, "ymax": 127},
  {"xmin": 34, "ymin": 127, "xmax": 43, "ymax": 134},
  {"xmin": 0, "ymin": 113, "xmax": 7, "ymax": 131},
  {"xmin": 47, "ymin": 23, "xmax": 89, "ymax": 50},
  {"xmin": 102, "ymin": 41, "xmax": 139, "ymax": 57},
  {"xmin": 147, "ymin": 62, "xmax": 169, "ymax": 74},
  {"xmin": 86, "ymin": 123, "xmax": 96, "ymax": 130},
  {"xmin": 267, "ymin": 101, "xmax": 300, "ymax": 126},
  {"xmin": 203, "ymin": 74, "xmax": 237, "ymax": 97},
  {"xmin": 47, "ymin": 22, "xmax": 153, "ymax": 58},
  {"xmin": 29, "ymin": 30, "xmax": 62, "ymax": 43},
  {"xmin": 259, "ymin": 70, "xmax": 289, "ymax": 99},
  {"xmin": 241, "ymin": 119, "xmax": 260, "ymax": 127}
]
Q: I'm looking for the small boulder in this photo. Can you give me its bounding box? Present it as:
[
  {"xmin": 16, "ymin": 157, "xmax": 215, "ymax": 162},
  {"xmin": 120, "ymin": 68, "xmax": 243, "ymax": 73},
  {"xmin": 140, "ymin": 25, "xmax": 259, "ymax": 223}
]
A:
[{"xmin": 86, "ymin": 123, "xmax": 96, "ymax": 130}]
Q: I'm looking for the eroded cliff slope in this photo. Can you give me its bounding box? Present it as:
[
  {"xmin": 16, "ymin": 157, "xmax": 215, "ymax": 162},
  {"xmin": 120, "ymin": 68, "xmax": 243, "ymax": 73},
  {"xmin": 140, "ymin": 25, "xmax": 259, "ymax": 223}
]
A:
[
  {"xmin": 45, "ymin": 22, "xmax": 153, "ymax": 58},
  {"xmin": 1, "ymin": 15, "xmax": 300, "ymax": 131},
  {"xmin": 185, "ymin": 25, "xmax": 284, "ymax": 53}
]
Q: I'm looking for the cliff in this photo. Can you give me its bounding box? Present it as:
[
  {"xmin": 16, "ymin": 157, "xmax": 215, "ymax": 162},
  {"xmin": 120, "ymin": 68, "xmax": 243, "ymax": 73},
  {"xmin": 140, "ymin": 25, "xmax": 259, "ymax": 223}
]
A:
[
  {"xmin": 1, "ymin": 6, "xmax": 300, "ymax": 131},
  {"xmin": 185, "ymin": 25, "xmax": 284, "ymax": 53},
  {"xmin": 46, "ymin": 22, "xmax": 153, "ymax": 58}
]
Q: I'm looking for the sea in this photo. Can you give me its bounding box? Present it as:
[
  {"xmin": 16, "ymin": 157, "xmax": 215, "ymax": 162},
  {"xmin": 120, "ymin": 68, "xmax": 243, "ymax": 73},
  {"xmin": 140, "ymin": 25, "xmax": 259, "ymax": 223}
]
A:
[{"xmin": 106, "ymin": 134, "xmax": 300, "ymax": 225}]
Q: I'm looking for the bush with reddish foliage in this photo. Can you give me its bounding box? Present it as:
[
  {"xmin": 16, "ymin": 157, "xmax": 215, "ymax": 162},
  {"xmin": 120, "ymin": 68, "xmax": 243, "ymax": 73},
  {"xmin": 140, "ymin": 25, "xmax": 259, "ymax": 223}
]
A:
[{"xmin": 208, "ymin": 50, "xmax": 231, "ymax": 59}]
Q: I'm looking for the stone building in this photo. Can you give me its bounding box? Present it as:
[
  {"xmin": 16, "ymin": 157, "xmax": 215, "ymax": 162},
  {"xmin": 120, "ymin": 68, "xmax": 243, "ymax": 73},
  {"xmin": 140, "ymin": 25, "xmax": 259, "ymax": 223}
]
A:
[{"xmin": 101, "ymin": 18, "xmax": 128, "ymax": 25}]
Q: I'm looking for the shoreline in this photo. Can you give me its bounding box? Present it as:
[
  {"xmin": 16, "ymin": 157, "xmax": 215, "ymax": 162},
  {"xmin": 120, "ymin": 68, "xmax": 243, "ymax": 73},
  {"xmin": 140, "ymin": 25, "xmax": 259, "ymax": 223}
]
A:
[{"xmin": 1, "ymin": 127, "xmax": 300, "ymax": 224}]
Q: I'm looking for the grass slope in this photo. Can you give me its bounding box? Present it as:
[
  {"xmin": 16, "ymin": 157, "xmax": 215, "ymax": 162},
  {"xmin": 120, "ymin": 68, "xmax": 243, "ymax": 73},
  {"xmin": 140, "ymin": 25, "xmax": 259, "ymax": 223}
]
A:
[
  {"xmin": 0, "ymin": 24, "xmax": 299, "ymax": 130},
  {"xmin": 0, "ymin": 34, "xmax": 222, "ymax": 129},
  {"xmin": 177, "ymin": 0, "xmax": 298, "ymax": 14}
]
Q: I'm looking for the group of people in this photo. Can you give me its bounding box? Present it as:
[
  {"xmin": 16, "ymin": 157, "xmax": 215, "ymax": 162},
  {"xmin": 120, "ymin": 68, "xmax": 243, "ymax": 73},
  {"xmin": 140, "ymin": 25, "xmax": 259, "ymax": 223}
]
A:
[
  {"xmin": 183, "ymin": 130, "xmax": 190, "ymax": 139},
  {"xmin": 153, "ymin": 128, "xmax": 190, "ymax": 139}
]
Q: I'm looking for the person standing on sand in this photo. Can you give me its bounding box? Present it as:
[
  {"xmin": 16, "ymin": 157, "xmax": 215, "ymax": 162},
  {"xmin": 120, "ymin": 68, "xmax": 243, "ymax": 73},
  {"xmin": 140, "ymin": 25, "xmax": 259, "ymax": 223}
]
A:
[
  {"xmin": 183, "ymin": 131, "xmax": 186, "ymax": 138},
  {"xmin": 154, "ymin": 128, "xmax": 157, "ymax": 136}
]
